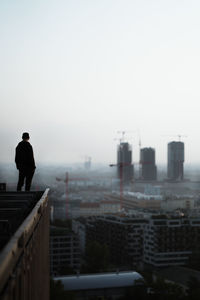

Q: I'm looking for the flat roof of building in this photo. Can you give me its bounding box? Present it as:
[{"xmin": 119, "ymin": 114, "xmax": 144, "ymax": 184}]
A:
[
  {"xmin": 55, "ymin": 271, "xmax": 144, "ymax": 291},
  {"xmin": 157, "ymin": 266, "xmax": 200, "ymax": 287},
  {"xmin": 50, "ymin": 226, "xmax": 72, "ymax": 236},
  {"xmin": 80, "ymin": 202, "xmax": 100, "ymax": 208}
]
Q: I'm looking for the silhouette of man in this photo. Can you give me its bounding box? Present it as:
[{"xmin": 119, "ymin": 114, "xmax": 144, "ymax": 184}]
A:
[{"xmin": 15, "ymin": 132, "xmax": 36, "ymax": 191}]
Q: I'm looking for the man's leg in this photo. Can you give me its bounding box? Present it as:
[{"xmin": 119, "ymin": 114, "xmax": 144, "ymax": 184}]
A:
[
  {"xmin": 17, "ymin": 170, "xmax": 26, "ymax": 191},
  {"xmin": 25, "ymin": 170, "xmax": 35, "ymax": 191}
]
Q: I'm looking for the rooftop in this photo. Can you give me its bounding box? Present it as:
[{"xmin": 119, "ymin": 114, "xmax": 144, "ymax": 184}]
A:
[
  {"xmin": 80, "ymin": 202, "xmax": 100, "ymax": 208},
  {"xmin": 50, "ymin": 226, "xmax": 71, "ymax": 236},
  {"xmin": 0, "ymin": 191, "xmax": 45, "ymax": 251},
  {"xmin": 55, "ymin": 271, "xmax": 144, "ymax": 291}
]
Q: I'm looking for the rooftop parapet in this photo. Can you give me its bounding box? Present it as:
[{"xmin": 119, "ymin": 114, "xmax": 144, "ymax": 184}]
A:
[
  {"xmin": 0, "ymin": 191, "xmax": 45, "ymax": 250},
  {"xmin": 0, "ymin": 189, "xmax": 50, "ymax": 300}
]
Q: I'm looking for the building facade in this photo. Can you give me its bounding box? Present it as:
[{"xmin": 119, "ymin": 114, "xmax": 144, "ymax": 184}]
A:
[
  {"xmin": 140, "ymin": 147, "xmax": 157, "ymax": 180},
  {"xmin": 50, "ymin": 227, "xmax": 81, "ymax": 275},
  {"xmin": 167, "ymin": 141, "xmax": 184, "ymax": 180},
  {"xmin": 117, "ymin": 142, "xmax": 134, "ymax": 183},
  {"xmin": 86, "ymin": 215, "xmax": 147, "ymax": 267},
  {"xmin": 143, "ymin": 216, "xmax": 200, "ymax": 267},
  {"xmin": 161, "ymin": 198, "xmax": 195, "ymax": 211},
  {"xmin": 74, "ymin": 213, "xmax": 200, "ymax": 269}
]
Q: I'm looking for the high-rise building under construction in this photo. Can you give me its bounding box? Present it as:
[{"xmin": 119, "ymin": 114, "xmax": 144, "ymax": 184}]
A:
[
  {"xmin": 167, "ymin": 141, "xmax": 184, "ymax": 180},
  {"xmin": 140, "ymin": 147, "xmax": 157, "ymax": 180},
  {"xmin": 117, "ymin": 142, "xmax": 133, "ymax": 183}
]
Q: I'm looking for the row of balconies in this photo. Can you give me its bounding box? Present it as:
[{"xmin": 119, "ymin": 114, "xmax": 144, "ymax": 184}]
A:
[
  {"xmin": 51, "ymin": 249, "xmax": 80, "ymax": 254},
  {"xmin": 85, "ymin": 218, "xmax": 200, "ymax": 268},
  {"xmin": 52, "ymin": 254, "xmax": 80, "ymax": 260}
]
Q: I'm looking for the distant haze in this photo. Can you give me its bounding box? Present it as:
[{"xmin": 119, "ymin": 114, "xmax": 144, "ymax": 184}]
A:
[{"xmin": 1, "ymin": 0, "xmax": 200, "ymax": 165}]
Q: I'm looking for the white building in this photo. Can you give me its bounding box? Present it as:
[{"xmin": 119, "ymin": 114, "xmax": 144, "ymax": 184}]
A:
[
  {"xmin": 100, "ymin": 201, "xmax": 120, "ymax": 214},
  {"xmin": 79, "ymin": 202, "xmax": 101, "ymax": 216},
  {"xmin": 54, "ymin": 271, "xmax": 145, "ymax": 299},
  {"xmin": 161, "ymin": 198, "xmax": 195, "ymax": 211}
]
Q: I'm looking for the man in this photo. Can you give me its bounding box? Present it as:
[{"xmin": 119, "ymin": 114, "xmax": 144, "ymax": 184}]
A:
[{"xmin": 15, "ymin": 132, "xmax": 36, "ymax": 191}]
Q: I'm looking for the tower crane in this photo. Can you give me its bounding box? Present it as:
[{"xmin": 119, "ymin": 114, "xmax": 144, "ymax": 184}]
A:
[
  {"xmin": 109, "ymin": 162, "xmax": 132, "ymax": 211},
  {"xmin": 56, "ymin": 172, "xmax": 69, "ymax": 219},
  {"xmin": 56, "ymin": 173, "xmax": 89, "ymax": 218},
  {"xmin": 117, "ymin": 130, "xmax": 136, "ymax": 143},
  {"xmin": 162, "ymin": 134, "xmax": 187, "ymax": 142}
]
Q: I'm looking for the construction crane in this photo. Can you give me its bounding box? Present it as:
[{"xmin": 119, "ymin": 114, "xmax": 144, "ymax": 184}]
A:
[
  {"xmin": 114, "ymin": 137, "xmax": 122, "ymax": 144},
  {"xmin": 111, "ymin": 132, "xmax": 136, "ymax": 209},
  {"xmin": 117, "ymin": 130, "xmax": 136, "ymax": 143},
  {"xmin": 138, "ymin": 131, "xmax": 142, "ymax": 179},
  {"xmin": 56, "ymin": 173, "xmax": 90, "ymax": 218},
  {"xmin": 177, "ymin": 134, "xmax": 187, "ymax": 141},
  {"xmin": 56, "ymin": 172, "xmax": 69, "ymax": 219},
  {"xmin": 109, "ymin": 162, "xmax": 131, "ymax": 211},
  {"xmin": 162, "ymin": 134, "xmax": 187, "ymax": 142},
  {"xmin": 117, "ymin": 131, "xmax": 126, "ymax": 142},
  {"xmin": 111, "ymin": 138, "xmax": 125, "ymax": 209}
]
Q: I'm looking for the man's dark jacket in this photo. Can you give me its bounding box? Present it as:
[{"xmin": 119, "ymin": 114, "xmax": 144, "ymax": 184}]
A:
[{"xmin": 15, "ymin": 141, "xmax": 36, "ymax": 170}]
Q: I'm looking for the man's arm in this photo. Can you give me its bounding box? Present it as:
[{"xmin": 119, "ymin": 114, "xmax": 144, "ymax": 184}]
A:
[
  {"xmin": 15, "ymin": 146, "xmax": 19, "ymax": 169},
  {"xmin": 29, "ymin": 145, "xmax": 36, "ymax": 169}
]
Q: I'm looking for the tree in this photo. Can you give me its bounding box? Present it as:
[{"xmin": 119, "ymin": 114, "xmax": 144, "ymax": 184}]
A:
[
  {"xmin": 150, "ymin": 278, "xmax": 185, "ymax": 300},
  {"xmin": 186, "ymin": 276, "xmax": 200, "ymax": 300},
  {"xmin": 58, "ymin": 263, "xmax": 75, "ymax": 276},
  {"xmin": 50, "ymin": 278, "xmax": 76, "ymax": 300},
  {"xmin": 83, "ymin": 241, "xmax": 110, "ymax": 273}
]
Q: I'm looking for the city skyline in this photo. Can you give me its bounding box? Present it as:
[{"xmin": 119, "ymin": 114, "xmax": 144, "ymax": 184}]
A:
[{"xmin": 1, "ymin": 0, "xmax": 200, "ymax": 164}]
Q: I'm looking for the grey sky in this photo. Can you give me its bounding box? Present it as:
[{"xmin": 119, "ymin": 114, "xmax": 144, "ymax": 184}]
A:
[{"xmin": 1, "ymin": 0, "xmax": 200, "ymax": 165}]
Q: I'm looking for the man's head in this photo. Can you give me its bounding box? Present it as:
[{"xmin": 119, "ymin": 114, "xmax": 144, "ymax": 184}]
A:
[{"xmin": 22, "ymin": 132, "xmax": 30, "ymax": 140}]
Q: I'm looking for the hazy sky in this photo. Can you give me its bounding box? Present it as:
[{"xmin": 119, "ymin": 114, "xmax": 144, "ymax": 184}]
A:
[{"xmin": 1, "ymin": 0, "xmax": 200, "ymax": 165}]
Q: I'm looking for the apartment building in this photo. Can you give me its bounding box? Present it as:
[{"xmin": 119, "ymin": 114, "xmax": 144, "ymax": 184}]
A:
[
  {"xmin": 50, "ymin": 226, "xmax": 80, "ymax": 275},
  {"xmin": 144, "ymin": 215, "xmax": 200, "ymax": 267},
  {"xmin": 86, "ymin": 215, "xmax": 147, "ymax": 267},
  {"xmin": 117, "ymin": 142, "xmax": 134, "ymax": 183},
  {"xmin": 168, "ymin": 141, "xmax": 184, "ymax": 181},
  {"xmin": 140, "ymin": 147, "xmax": 157, "ymax": 180}
]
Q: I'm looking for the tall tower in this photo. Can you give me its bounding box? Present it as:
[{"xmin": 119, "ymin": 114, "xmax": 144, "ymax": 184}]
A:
[
  {"xmin": 140, "ymin": 147, "xmax": 157, "ymax": 180},
  {"xmin": 117, "ymin": 142, "xmax": 134, "ymax": 183},
  {"xmin": 167, "ymin": 141, "xmax": 184, "ymax": 180}
]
